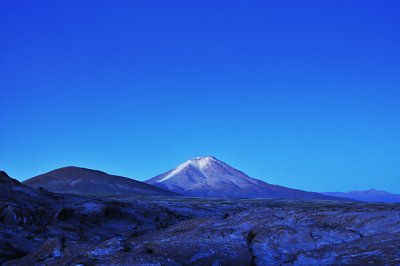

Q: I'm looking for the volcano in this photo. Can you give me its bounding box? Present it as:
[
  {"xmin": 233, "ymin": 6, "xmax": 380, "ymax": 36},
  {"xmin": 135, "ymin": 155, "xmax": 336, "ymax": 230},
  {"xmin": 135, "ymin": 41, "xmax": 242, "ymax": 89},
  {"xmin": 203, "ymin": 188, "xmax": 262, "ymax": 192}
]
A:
[{"xmin": 146, "ymin": 156, "xmax": 343, "ymax": 200}]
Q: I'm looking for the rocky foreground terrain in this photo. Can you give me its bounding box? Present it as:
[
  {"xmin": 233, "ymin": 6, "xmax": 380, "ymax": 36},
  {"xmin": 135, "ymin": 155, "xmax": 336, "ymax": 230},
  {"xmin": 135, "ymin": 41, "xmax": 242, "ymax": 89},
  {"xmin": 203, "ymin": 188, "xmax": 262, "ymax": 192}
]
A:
[{"xmin": 1, "ymin": 171, "xmax": 400, "ymax": 265}]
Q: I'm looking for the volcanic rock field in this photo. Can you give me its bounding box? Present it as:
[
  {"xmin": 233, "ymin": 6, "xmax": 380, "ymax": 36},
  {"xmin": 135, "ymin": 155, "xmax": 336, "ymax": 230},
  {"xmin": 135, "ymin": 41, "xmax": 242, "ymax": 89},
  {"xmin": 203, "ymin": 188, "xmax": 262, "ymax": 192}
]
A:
[{"xmin": 1, "ymin": 170, "xmax": 400, "ymax": 265}]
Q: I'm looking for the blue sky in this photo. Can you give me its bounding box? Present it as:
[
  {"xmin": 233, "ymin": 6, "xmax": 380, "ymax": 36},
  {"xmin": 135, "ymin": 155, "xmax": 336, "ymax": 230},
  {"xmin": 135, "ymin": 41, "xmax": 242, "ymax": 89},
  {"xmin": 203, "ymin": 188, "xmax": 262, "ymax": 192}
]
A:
[{"xmin": 1, "ymin": 1, "xmax": 399, "ymax": 193}]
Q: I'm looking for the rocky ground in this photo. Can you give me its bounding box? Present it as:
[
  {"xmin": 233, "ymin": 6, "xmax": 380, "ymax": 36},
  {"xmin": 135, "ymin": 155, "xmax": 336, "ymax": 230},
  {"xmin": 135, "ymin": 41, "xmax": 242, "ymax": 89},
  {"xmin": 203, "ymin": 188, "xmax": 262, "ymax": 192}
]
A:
[{"xmin": 1, "ymin": 171, "xmax": 400, "ymax": 265}]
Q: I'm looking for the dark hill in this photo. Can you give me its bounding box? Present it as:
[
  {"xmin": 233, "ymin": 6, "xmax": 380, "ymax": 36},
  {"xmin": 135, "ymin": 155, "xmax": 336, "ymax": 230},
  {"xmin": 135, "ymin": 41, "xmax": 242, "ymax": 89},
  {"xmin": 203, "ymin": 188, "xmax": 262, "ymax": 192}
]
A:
[{"xmin": 23, "ymin": 166, "xmax": 179, "ymax": 196}]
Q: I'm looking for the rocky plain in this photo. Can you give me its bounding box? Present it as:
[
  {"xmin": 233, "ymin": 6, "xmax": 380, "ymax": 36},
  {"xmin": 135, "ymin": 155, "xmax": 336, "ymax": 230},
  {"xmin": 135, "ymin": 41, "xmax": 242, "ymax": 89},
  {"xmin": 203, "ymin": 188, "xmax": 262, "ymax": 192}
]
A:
[{"xmin": 1, "ymin": 170, "xmax": 400, "ymax": 265}]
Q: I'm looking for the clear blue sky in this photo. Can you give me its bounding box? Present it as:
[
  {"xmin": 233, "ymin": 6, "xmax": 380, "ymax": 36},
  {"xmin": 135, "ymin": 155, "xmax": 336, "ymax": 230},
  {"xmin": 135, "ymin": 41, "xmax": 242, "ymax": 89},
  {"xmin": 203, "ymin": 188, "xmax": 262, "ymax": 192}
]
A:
[{"xmin": 1, "ymin": 1, "xmax": 399, "ymax": 193}]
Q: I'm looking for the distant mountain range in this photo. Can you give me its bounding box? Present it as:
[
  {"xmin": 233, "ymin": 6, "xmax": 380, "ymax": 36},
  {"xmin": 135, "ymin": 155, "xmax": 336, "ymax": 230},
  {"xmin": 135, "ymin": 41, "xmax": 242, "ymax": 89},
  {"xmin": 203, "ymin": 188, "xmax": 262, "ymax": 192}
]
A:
[
  {"xmin": 23, "ymin": 166, "xmax": 178, "ymax": 196},
  {"xmin": 146, "ymin": 156, "xmax": 342, "ymax": 200},
  {"xmin": 20, "ymin": 157, "xmax": 399, "ymax": 202},
  {"xmin": 323, "ymin": 190, "xmax": 400, "ymax": 203}
]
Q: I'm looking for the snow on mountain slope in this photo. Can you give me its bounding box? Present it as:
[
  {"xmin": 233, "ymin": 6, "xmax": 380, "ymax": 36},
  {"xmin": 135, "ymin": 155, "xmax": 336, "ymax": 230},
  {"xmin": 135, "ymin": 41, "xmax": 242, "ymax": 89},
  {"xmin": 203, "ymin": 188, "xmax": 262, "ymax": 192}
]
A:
[
  {"xmin": 146, "ymin": 156, "xmax": 343, "ymax": 200},
  {"xmin": 23, "ymin": 166, "xmax": 178, "ymax": 196}
]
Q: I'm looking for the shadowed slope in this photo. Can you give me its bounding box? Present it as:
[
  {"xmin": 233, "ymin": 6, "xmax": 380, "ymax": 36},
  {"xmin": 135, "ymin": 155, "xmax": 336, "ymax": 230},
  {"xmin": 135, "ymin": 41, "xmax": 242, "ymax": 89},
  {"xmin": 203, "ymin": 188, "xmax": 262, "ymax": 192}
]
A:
[{"xmin": 23, "ymin": 166, "xmax": 179, "ymax": 196}]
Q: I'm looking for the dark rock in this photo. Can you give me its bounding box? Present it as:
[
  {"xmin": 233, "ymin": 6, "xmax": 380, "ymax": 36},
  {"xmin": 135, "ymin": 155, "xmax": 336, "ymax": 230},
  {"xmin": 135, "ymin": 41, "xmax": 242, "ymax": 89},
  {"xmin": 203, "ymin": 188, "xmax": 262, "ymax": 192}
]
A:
[
  {"xmin": 0, "ymin": 240, "xmax": 25, "ymax": 263},
  {"xmin": 0, "ymin": 171, "xmax": 20, "ymax": 185},
  {"xmin": 54, "ymin": 208, "xmax": 75, "ymax": 221},
  {"xmin": 35, "ymin": 237, "xmax": 65, "ymax": 261},
  {"xmin": 3, "ymin": 206, "xmax": 18, "ymax": 225}
]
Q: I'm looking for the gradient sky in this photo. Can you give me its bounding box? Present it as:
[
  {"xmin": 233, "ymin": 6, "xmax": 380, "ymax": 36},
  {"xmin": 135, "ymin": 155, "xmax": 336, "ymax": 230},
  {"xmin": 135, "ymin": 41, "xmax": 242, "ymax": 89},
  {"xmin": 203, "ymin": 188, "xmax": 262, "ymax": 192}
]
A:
[{"xmin": 1, "ymin": 1, "xmax": 399, "ymax": 193}]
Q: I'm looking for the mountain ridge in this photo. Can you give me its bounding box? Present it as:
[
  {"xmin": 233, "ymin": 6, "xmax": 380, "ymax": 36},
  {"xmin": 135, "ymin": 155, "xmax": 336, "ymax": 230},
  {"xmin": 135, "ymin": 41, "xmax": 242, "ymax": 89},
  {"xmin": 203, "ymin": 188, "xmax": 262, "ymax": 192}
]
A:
[
  {"xmin": 23, "ymin": 166, "xmax": 179, "ymax": 196},
  {"xmin": 323, "ymin": 189, "xmax": 400, "ymax": 203}
]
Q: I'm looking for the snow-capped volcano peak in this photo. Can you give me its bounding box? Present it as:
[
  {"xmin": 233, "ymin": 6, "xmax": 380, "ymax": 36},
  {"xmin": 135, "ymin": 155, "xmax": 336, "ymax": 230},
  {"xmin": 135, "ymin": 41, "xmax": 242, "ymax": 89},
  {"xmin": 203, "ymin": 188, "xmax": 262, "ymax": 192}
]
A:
[
  {"xmin": 157, "ymin": 156, "xmax": 219, "ymax": 182},
  {"xmin": 148, "ymin": 156, "xmax": 257, "ymax": 188},
  {"xmin": 146, "ymin": 157, "xmax": 341, "ymax": 200},
  {"xmin": 185, "ymin": 156, "xmax": 217, "ymax": 170}
]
